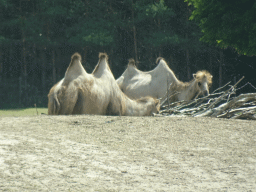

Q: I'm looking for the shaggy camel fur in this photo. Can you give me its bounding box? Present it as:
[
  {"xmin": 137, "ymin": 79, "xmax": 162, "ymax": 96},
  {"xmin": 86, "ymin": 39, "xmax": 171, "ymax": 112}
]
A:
[
  {"xmin": 48, "ymin": 53, "xmax": 160, "ymax": 116},
  {"xmin": 116, "ymin": 58, "xmax": 213, "ymax": 103}
]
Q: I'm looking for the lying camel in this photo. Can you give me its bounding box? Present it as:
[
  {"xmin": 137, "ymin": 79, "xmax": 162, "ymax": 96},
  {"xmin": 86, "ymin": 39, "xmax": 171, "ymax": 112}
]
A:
[
  {"xmin": 48, "ymin": 53, "xmax": 160, "ymax": 116},
  {"xmin": 116, "ymin": 58, "xmax": 213, "ymax": 103}
]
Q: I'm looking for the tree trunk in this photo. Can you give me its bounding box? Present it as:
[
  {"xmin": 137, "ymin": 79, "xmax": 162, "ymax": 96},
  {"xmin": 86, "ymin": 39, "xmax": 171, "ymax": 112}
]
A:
[
  {"xmin": 82, "ymin": 47, "xmax": 87, "ymax": 68},
  {"xmin": 52, "ymin": 49, "xmax": 56, "ymax": 84},
  {"xmin": 22, "ymin": 39, "xmax": 28, "ymax": 106},
  {"xmin": 56, "ymin": 49, "xmax": 61, "ymax": 81},
  {"xmin": 132, "ymin": 21, "xmax": 138, "ymax": 66},
  {"xmin": 131, "ymin": 0, "xmax": 138, "ymax": 66},
  {"xmin": 186, "ymin": 47, "xmax": 190, "ymax": 81},
  {"xmin": 3, "ymin": 46, "xmax": 7, "ymax": 82},
  {"xmin": 0, "ymin": 46, "xmax": 3, "ymax": 81},
  {"xmin": 9, "ymin": 44, "xmax": 13, "ymax": 77},
  {"xmin": 158, "ymin": 17, "xmax": 162, "ymax": 57},
  {"xmin": 219, "ymin": 49, "xmax": 223, "ymax": 87},
  {"xmin": 209, "ymin": 48, "xmax": 213, "ymax": 73},
  {"xmin": 149, "ymin": 47, "xmax": 154, "ymax": 68},
  {"xmin": 186, "ymin": 4, "xmax": 191, "ymax": 81},
  {"xmin": 41, "ymin": 48, "xmax": 46, "ymax": 96},
  {"xmin": 32, "ymin": 43, "xmax": 37, "ymax": 85},
  {"xmin": 19, "ymin": 2, "xmax": 28, "ymax": 105}
]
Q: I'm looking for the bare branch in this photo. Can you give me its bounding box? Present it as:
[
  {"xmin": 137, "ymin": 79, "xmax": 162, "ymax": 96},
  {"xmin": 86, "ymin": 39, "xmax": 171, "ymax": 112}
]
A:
[{"xmin": 159, "ymin": 77, "xmax": 256, "ymax": 120}]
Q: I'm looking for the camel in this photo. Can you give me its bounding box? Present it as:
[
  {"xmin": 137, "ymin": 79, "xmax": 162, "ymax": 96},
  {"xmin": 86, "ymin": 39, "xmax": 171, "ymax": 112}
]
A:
[
  {"xmin": 48, "ymin": 53, "xmax": 160, "ymax": 116},
  {"xmin": 116, "ymin": 58, "xmax": 213, "ymax": 103}
]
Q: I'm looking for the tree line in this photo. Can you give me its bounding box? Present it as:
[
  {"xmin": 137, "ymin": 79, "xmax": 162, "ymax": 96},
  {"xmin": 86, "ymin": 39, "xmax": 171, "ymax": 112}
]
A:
[{"xmin": 0, "ymin": 0, "xmax": 255, "ymax": 108}]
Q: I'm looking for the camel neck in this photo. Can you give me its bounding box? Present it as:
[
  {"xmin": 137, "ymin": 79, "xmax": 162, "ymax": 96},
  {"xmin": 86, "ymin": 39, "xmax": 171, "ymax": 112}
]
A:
[{"xmin": 185, "ymin": 80, "xmax": 199, "ymax": 100}]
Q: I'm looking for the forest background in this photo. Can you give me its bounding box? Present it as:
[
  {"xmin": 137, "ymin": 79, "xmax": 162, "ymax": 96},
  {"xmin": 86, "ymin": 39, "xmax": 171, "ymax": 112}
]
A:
[{"xmin": 0, "ymin": 0, "xmax": 255, "ymax": 108}]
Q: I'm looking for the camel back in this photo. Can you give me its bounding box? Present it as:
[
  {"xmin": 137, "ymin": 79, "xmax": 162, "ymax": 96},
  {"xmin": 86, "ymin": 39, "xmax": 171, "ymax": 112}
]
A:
[
  {"xmin": 92, "ymin": 52, "xmax": 109, "ymax": 74},
  {"xmin": 70, "ymin": 53, "xmax": 82, "ymax": 67},
  {"xmin": 156, "ymin": 57, "xmax": 166, "ymax": 65},
  {"xmin": 99, "ymin": 52, "xmax": 108, "ymax": 62},
  {"xmin": 128, "ymin": 58, "xmax": 136, "ymax": 66}
]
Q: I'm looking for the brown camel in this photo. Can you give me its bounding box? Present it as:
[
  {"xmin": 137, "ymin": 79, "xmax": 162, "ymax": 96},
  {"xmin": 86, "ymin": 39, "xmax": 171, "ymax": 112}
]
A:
[{"xmin": 48, "ymin": 53, "xmax": 160, "ymax": 116}]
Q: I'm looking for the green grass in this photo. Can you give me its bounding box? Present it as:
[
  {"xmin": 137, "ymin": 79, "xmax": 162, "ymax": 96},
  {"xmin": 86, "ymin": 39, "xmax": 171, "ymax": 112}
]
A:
[{"xmin": 0, "ymin": 108, "xmax": 48, "ymax": 117}]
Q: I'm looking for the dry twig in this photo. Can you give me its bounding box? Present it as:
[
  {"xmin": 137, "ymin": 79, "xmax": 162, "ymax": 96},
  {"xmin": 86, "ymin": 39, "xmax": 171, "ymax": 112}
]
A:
[{"xmin": 160, "ymin": 77, "xmax": 256, "ymax": 120}]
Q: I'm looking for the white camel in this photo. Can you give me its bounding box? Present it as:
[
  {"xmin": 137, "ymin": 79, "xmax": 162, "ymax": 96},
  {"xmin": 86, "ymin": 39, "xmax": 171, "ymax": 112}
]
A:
[{"xmin": 116, "ymin": 57, "xmax": 213, "ymax": 103}]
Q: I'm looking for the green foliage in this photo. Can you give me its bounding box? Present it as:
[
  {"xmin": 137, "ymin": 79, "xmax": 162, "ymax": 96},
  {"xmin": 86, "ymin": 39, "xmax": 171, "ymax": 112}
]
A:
[
  {"xmin": 0, "ymin": 0, "xmax": 204, "ymax": 51},
  {"xmin": 0, "ymin": 36, "xmax": 6, "ymax": 43},
  {"xmin": 83, "ymin": 32, "xmax": 114, "ymax": 47},
  {"xmin": 145, "ymin": 0, "xmax": 173, "ymax": 18},
  {"xmin": 186, "ymin": 0, "xmax": 256, "ymax": 56},
  {"xmin": 0, "ymin": 0, "xmax": 215, "ymax": 108},
  {"xmin": 144, "ymin": 33, "xmax": 182, "ymax": 47},
  {"xmin": 133, "ymin": 0, "xmax": 200, "ymax": 52}
]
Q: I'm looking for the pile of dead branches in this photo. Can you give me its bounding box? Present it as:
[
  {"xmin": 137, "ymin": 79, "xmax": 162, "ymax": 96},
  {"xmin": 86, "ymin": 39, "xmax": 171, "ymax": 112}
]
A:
[{"xmin": 159, "ymin": 77, "xmax": 256, "ymax": 120}]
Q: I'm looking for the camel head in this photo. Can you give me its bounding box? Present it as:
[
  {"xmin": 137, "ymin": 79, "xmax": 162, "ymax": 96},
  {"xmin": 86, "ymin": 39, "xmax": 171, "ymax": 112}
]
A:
[
  {"xmin": 193, "ymin": 70, "xmax": 213, "ymax": 96},
  {"xmin": 137, "ymin": 97, "xmax": 160, "ymax": 115}
]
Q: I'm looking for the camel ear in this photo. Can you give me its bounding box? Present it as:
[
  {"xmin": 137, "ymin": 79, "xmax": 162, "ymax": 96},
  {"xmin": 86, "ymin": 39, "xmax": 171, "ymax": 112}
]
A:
[{"xmin": 193, "ymin": 74, "xmax": 197, "ymax": 79}]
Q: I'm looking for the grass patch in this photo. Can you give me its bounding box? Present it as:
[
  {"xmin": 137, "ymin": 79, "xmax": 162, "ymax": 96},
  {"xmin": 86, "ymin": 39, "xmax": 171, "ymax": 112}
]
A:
[{"xmin": 0, "ymin": 108, "xmax": 48, "ymax": 117}]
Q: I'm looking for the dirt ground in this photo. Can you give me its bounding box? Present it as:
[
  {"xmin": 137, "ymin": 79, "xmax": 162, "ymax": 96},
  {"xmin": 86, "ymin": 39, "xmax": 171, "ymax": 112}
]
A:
[{"xmin": 0, "ymin": 115, "xmax": 255, "ymax": 192}]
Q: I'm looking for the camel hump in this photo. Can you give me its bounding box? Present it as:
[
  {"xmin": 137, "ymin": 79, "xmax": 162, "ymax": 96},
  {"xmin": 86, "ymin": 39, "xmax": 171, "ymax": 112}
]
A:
[
  {"xmin": 99, "ymin": 52, "xmax": 108, "ymax": 62},
  {"xmin": 156, "ymin": 57, "xmax": 165, "ymax": 65},
  {"xmin": 70, "ymin": 53, "xmax": 82, "ymax": 66},
  {"xmin": 128, "ymin": 58, "xmax": 135, "ymax": 66}
]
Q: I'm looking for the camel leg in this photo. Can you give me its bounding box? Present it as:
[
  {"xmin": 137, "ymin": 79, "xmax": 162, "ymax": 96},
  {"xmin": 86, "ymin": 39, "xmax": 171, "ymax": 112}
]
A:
[{"xmin": 58, "ymin": 87, "xmax": 79, "ymax": 115}]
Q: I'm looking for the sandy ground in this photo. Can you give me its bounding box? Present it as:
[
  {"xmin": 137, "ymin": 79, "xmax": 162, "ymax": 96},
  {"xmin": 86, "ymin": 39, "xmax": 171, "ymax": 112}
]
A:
[{"xmin": 0, "ymin": 115, "xmax": 255, "ymax": 191}]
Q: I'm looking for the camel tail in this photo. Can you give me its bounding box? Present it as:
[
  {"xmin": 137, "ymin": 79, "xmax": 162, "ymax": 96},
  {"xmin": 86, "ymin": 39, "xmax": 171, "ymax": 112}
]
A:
[
  {"xmin": 48, "ymin": 93, "xmax": 60, "ymax": 115},
  {"xmin": 128, "ymin": 58, "xmax": 135, "ymax": 66},
  {"xmin": 99, "ymin": 52, "xmax": 108, "ymax": 62},
  {"xmin": 53, "ymin": 94, "xmax": 60, "ymax": 115},
  {"xmin": 156, "ymin": 57, "xmax": 165, "ymax": 65},
  {"xmin": 70, "ymin": 53, "xmax": 82, "ymax": 67}
]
